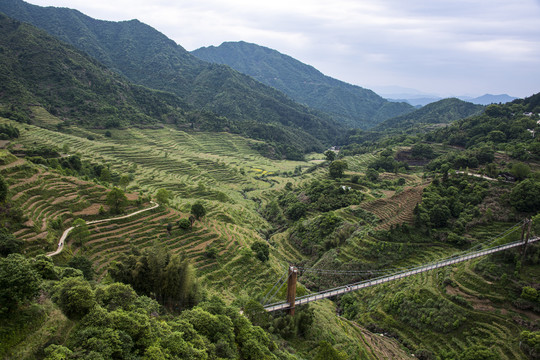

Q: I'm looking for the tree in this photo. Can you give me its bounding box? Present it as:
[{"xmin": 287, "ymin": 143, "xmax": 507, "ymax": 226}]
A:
[
  {"xmin": 71, "ymin": 218, "xmax": 90, "ymax": 246},
  {"xmin": 411, "ymin": 143, "xmax": 435, "ymax": 159},
  {"xmin": 511, "ymin": 162, "xmax": 531, "ymax": 181},
  {"xmin": 329, "ymin": 160, "xmax": 348, "ymax": 179},
  {"xmin": 44, "ymin": 344, "xmax": 73, "ymax": 360},
  {"xmin": 53, "ymin": 277, "xmax": 96, "ymax": 320},
  {"xmin": 521, "ymin": 286, "xmax": 538, "ymax": 302},
  {"xmin": 156, "ymin": 188, "xmax": 170, "ymax": 205},
  {"xmin": 366, "ymin": 168, "xmax": 379, "ymax": 182},
  {"xmin": 286, "ymin": 202, "xmax": 307, "ymax": 221},
  {"xmin": 163, "ymin": 254, "xmax": 199, "ymax": 310},
  {"xmin": 251, "ymin": 241, "xmax": 269, "ymax": 262},
  {"xmin": 68, "ymin": 255, "xmax": 94, "ymax": 280},
  {"xmin": 0, "ymin": 227, "xmax": 23, "ymax": 256},
  {"xmin": 109, "ymin": 247, "xmax": 200, "ymax": 311},
  {"xmin": 95, "ymin": 282, "xmax": 137, "ymax": 311},
  {"xmin": 520, "ymin": 331, "xmax": 540, "ymax": 359},
  {"xmin": 510, "ymin": 179, "xmax": 540, "ymax": 213},
  {"xmin": 32, "ymin": 254, "xmax": 58, "ymax": 280},
  {"xmin": 0, "ymin": 175, "xmax": 7, "ymax": 202},
  {"xmin": 324, "ymin": 150, "xmax": 336, "ymax": 161},
  {"xmin": 99, "ymin": 167, "xmax": 112, "ymax": 182},
  {"xmin": 429, "ymin": 204, "xmax": 451, "ymax": 228},
  {"xmin": 106, "ymin": 187, "xmax": 128, "ymax": 214},
  {"xmin": 178, "ymin": 218, "xmax": 191, "ymax": 230},
  {"xmin": 243, "ymin": 299, "xmax": 270, "ymax": 329},
  {"xmin": 191, "ymin": 202, "xmax": 206, "ymax": 219},
  {"xmin": 460, "ymin": 345, "xmax": 497, "ymax": 360},
  {"xmin": 0, "ymin": 254, "xmax": 41, "ymax": 315},
  {"xmin": 118, "ymin": 175, "xmax": 130, "ymax": 191}
]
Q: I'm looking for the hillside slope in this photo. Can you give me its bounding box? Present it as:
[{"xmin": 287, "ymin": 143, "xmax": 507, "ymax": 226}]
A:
[
  {"xmin": 375, "ymin": 98, "xmax": 484, "ymax": 133},
  {"xmin": 192, "ymin": 41, "xmax": 414, "ymax": 129},
  {"xmin": 0, "ymin": 0, "xmax": 342, "ymax": 152},
  {"xmin": 0, "ymin": 13, "xmax": 189, "ymax": 128}
]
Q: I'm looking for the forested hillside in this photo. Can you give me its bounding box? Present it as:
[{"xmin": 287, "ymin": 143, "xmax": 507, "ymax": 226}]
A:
[
  {"xmin": 0, "ymin": 14, "xmax": 190, "ymax": 129},
  {"xmin": 374, "ymin": 98, "xmax": 485, "ymax": 133},
  {"xmin": 193, "ymin": 41, "xmax": 414, "ymax": 129},
  {"xmin": 0, "ymin": 0, "xmax": 343, "ymax": 158}
]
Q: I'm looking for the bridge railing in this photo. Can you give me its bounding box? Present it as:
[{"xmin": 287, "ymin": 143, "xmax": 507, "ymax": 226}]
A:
[{"xmin": 263, "ymin": 237, "xmax": 538, "ymax": 311}]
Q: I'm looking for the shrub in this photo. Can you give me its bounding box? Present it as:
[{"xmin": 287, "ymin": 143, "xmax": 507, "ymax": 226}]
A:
[
  {"xmin": 251, "ymin": 241, "xmax": 269, "ymax": 262},
  {"xmin": 178, "ymin": 218, "xmax": 191, "ymax": 230}
]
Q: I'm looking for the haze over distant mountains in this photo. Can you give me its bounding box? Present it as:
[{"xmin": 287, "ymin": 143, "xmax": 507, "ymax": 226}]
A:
[
  {"xmin": 192, "ymin": 41, "xmax": 414, "ymax": 129},
  {"xmin": 377, "ymin": 87, "xmax": 518, "ymax": 107}
]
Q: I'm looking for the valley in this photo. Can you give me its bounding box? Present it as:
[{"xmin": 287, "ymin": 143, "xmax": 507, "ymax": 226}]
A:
[{"xmin": 0, "ymin": 1, "xmax": 539, "ymax": 359}]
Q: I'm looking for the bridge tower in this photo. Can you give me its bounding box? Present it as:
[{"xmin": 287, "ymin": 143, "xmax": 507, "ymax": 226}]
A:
[{"xmin": 286, "ymin": 266, "xmax": 298, "ymax": 316}]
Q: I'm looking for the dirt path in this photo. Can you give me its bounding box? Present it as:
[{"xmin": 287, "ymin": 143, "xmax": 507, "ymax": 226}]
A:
[{"xmin": 46, "ymin": 202, "xmax": 159, "ymax": 257}]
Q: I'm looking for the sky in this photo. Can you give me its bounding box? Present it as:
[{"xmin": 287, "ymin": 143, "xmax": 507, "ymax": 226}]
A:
[{"xmin": 26, "ymin": 0, "xmax": 540, "ymax": 98}]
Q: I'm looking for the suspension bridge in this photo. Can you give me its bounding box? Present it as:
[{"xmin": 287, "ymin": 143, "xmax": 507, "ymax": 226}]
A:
[{"xmin": 262, "ymin": 220, "xmax": 537, "ymax": 315}]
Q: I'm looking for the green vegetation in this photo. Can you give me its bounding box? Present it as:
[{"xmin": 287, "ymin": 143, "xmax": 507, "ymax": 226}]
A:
[
  {"xmin": 374, "ymin": 98, "xmax": 485, "ymax": 133},
  {"xmin": 0, "ymin": 2, "xmax": 540, "ymax": 359},
  {"xmin": 192, "ymin": 41, "xmax": 414, "ymax": 129},
  {"xmin": 106, "ymin": 188, "xmax": 128, "ymax": 214}
]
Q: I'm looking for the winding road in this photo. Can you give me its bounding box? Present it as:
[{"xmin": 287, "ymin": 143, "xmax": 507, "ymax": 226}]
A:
[{"xmin": 46, "ymin": 201, "xmax": 159, "ymax": 257}]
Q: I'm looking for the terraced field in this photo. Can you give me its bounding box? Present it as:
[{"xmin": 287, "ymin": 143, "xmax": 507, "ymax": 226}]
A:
[
  {"xmin": 346, "ymin": 257, "xmax": 530, "ymax": 359},
  {"xmin": 360, "ymin": 184, "xmax": 427, "ymax": 230},
  {"xmin": 1, "ymin": 162, "xmax": 118, "ymax": 256},
  {"xmin": 2, "ymin": 118, "xmax": 317, "ymax": 295},
  {"xmin": 11, "ymin": 122, "xmax": 307, "ymax": 209}
]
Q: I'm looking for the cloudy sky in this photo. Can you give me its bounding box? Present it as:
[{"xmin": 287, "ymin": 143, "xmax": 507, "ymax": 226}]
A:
[{"xmin": 27, "ymin": 0, "xmax": 540, "ymax": 98}]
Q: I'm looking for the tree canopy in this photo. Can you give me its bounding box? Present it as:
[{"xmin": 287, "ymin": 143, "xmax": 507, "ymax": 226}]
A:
[{"xmin": 106, "ymin": 187, "xmax": 128, "ymax": 214}]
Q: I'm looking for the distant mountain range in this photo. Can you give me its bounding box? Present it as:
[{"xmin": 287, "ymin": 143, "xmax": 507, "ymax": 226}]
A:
[
  {"xmin": 382, "ymin": 92, "xmax": 518, "ymax": 107},
  {"xmin": 192, "ymin": 41, "xmax": 414, "ymax": 129}
]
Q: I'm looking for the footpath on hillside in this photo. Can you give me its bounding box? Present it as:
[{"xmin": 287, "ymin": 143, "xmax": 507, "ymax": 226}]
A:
[{"xmin": 46, "ymin": 201, "xmax": 159, "ymax": 257}]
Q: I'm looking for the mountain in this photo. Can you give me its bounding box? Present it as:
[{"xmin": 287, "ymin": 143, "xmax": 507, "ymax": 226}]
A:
[
  {"xmin": 0, "ymin": 0, "xmax": 342, "ymax": 156},
  {"xmin": 192, "ymin": 41, "xmax": 414, "ymax": 129},
  {"xmin": 386, "ymin": 97, "xmax": 442, "ymax": 107},
  {"xmin": 0, "ymin": 13, "xmax": 189, "ymax": 128},
  {"xmin": 461, "ymin": 94, "xmax": 518, "ymax": 105},
  {"xmin": 384, "ymin": 93, "xmax": 518, "ymax": 107},
  {"xmin": 375, "ymin": 98, "xmax": 484, "ymax": 133}
]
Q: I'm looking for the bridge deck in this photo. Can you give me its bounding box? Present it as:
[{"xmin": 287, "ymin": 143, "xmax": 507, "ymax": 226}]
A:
[{"xmin": 264, "ymin": 237, "xmax": 538, "ymax": 312}]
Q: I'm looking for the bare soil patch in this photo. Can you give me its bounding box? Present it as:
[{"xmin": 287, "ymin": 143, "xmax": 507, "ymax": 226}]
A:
[{"xmin": 73, "ymin": 203, "xmax": 107, "ymax": 216}]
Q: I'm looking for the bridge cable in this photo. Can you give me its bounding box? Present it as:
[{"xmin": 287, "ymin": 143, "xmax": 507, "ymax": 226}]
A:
[
  {"xmin": 294, "ymin": 220, "xmax": 527, "ymax": 283},
  {"xmin": 261, "ymin": 270, "xmax": 291, "ymax": 305}
]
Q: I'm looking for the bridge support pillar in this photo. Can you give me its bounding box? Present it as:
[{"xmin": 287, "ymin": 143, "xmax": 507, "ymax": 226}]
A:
[{"xmin": 286, "ymin": 266, "xmax": 298, "ymax": 316}]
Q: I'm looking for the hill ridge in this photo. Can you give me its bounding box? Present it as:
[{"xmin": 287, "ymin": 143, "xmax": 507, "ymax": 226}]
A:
[{"xmin": 192, "ymin": 40, "xmax": 415, "ymax": 129}]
